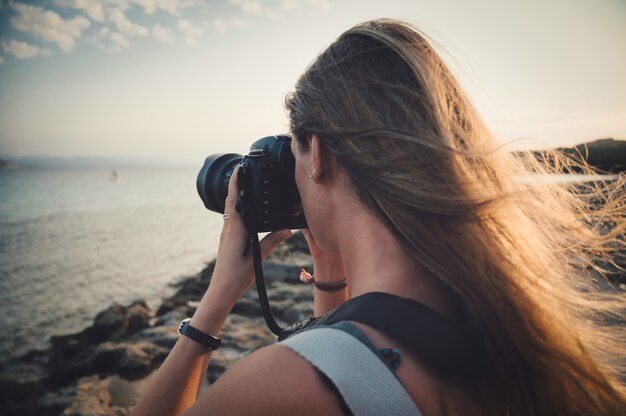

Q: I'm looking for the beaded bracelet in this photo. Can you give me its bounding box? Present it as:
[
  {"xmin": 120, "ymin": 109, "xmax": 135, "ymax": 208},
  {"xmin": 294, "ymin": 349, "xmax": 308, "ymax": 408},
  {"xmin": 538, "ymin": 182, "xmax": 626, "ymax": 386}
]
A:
[{"xmin": 300, "ymin": 268, "xmax": 347, "ymax": 292}]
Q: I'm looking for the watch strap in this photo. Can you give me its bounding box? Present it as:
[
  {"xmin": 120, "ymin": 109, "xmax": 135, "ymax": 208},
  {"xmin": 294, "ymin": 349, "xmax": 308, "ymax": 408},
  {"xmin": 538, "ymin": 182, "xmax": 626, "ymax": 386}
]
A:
[{"xmin": 178, "ymin": 318, "xmax": 222, "ymax": 350}]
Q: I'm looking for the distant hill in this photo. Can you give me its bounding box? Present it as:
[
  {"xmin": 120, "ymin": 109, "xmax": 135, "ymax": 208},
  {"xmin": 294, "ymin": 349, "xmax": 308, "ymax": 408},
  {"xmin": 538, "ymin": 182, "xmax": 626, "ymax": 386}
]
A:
[{"xmin": 515, "ymin": 138, "xmax": 626, "ymax": 174}]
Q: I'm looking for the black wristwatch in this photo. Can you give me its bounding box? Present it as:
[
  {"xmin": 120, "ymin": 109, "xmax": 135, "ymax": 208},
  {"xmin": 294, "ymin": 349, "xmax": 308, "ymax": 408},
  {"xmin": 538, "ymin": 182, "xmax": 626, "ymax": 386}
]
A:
[{"xmin": 178, "ymin": 318, "xmax": 222, "ymax": 350}]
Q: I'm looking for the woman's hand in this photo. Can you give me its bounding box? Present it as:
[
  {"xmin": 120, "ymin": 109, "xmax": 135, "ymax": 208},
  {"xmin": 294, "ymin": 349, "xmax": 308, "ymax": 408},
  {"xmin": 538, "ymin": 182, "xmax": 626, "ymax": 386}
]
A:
[{"xmin": 208, "ymin": 165, "xmax": 292, "ymax": 307}]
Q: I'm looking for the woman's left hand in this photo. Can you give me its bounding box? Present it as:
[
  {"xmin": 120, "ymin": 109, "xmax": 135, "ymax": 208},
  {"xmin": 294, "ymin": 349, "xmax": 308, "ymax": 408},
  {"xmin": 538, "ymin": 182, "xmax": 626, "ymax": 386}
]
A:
[{"xmin": 208, "ymin": 165, "xmax": 292, "ymax": 307}]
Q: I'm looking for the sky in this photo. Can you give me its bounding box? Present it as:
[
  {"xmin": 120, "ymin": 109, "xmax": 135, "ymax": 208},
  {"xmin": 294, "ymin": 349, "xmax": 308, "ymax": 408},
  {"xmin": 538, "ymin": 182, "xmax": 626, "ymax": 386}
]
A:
[{"xmin": 0, "ymin": 0, "xmax": 625, "ymax": 163}]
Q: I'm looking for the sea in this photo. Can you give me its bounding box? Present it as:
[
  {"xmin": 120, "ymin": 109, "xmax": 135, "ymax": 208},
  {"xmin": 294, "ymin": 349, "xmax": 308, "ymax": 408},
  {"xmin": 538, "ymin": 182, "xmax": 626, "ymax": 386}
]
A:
[
  {"xmin": 0, "ymin": 163, "xmax": 620, "ymax": 366},
  {"xmin": 0, "ymin": 161, "xmax": 224, "ymax": 363}
]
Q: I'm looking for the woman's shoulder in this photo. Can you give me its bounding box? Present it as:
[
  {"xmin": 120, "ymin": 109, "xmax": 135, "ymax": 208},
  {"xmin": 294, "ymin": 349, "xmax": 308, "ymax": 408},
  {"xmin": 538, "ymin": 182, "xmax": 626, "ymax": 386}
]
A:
[
  {"xmin": 185, "ymin": 323, "xmax": 443, "ymax": 416},
  {"xmin": 184, "ymin": 343, "xmax": 345, "ymax": 416}
]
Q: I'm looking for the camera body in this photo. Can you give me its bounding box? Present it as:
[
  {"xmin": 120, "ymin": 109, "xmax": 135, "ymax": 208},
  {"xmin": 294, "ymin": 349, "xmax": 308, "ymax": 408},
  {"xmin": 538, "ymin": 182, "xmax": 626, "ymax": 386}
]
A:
[{"xmin": 197, "ymin": 135, "xmax": 307, "ymax": 233}]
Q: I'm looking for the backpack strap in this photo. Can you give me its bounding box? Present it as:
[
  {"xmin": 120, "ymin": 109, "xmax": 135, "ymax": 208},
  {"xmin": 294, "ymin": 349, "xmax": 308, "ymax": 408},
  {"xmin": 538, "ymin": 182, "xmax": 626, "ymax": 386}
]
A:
[
  {"xmin": 279, "ymin": 292, "xmax": 485, "ymax": 378},
  {"xmin": 279, "ymin": 326, "xmax": 423, "ymax": 416}
]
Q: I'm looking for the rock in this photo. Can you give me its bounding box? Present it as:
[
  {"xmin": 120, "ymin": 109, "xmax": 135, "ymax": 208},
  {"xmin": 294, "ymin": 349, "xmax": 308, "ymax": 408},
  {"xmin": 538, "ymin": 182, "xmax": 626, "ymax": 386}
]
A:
[
  {"xmin": 197, "ymin": 260, "xmax": 217, "ymax": 285},
  {"xmin": 155, "ymin": 299, "xmax": 178, "ymax": 317},
  {"xmin": 204, "ymin": 316, "xmax": 276, "ymax": 384},
  {"xmin": 205, "ymin": 345, "xmax": 250, "ymax": 384},
  {"xmin": 226, "ymin": 313, "xmax": 249, "ymax": 326},
  {"xmin": 206, "ymin": 358, "xmax": 228, "ymax": 384},
  {"xmin": 281, "ymin": 303, "xmax": 314, "ymax": 323},
  {"xmin": 93, "ymin": 304, "xmax": 126, "ymax": 333},
  {"xmin": 170, "ymin": 261, "xmax": 216, "ymax": 299},
  {"xmin": 49, "ymin": 337, "xmax": 168, "ymax": 386},
  {"xmin": 272, "ymin": 230, "xmax": 310, "ymax": 256},
  {"xmin": 6, "ymin": 375, "xmax": 129, "ymax": 416},
  {"xmin": 231, "ymin": 297, "xmax": 261, "ymax": 317},
  {"xmin": 267, "ymin": 282, "xmax": 313, "ymax": 303},
  {"xmin": 154, "ymin": 307, "xmax": 187, "ymax": 327},
  {"xmin": 51, "ymin": 300, "xmax": 152, "ymax": 367},
  {"xmin": 130, "ymin": 326, "xmax": 179, "ymax": 349},
  {"xmin": 152, "ymin": 263, "xmax": 216, "ymax": 319},
  {"xmin": 90, "ymin": 342, "xmax": 168, "ymax": 379},
  {"xmin": 263, "ymin": 252, "xmax": 313, "ymax": 283},
  {"xmin": 38, "ymin": 382, "xmax": 76, "ymax": 416},
  {"xmin": 61, "ymin": 375, "xmax": 129, "ymax": 416},
  {"xmin": 124, "ymin": 302, "xmax": 150, "ymax": 333},
  {"xmin": 0, "ymin": 360, "xmax": 48, "ymax": 415},
  {"xmin": 264, "ymin": 231, "xmax": 313, "ymax": 283},
  {"xmin": 90, "ymin": 299, "xmax": 150, "ymax": 336},
  {"xmin": 220, "ymin": 317, "xmax": 275, "ymax": 353}
]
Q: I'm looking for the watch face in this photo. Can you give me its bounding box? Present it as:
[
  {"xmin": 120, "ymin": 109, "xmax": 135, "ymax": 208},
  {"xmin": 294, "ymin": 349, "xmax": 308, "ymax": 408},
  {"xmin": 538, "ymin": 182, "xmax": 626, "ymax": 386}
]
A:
[{"xmin": 178, "ymin": 318, "xmax": 191, "ymax": 334}]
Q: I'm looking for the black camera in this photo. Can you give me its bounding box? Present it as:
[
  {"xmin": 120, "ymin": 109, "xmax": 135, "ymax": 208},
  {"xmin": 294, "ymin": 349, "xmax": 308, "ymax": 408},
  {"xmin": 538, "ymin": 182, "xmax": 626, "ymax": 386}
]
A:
[{"xmin": 197, "ymin": 135, "xmax": 307, "ymax": 233}]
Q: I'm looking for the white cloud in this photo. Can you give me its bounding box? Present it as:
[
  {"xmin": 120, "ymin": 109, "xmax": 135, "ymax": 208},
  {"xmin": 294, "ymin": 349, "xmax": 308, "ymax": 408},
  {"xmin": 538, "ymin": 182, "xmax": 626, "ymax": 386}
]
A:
[
  {"xmin": 133, "ymin": 0, "xmax": 178, "ymax": 15},
  {"xmin": 213, "ymin": 16, "xmax": 251, "ymax": 33},
  {"xmin": 230, "ymin": 0, "xmax": 265, "ymax": 15},
  {"xmin": 306, "ymin": 0, "xmax": 331, "ymax": 11},
  {"xmin": 229, "ymin": 0, "xmax": 330, "ymax": 19},
  {"xmin": 117, "ymin": 0, "xmax": 201, "ymax": 16},
  {"xmin": 152, "ymin": 24, "xmax": 175, "ymax": 43},
  {"xmin": 110, "ymin": 32, "xmax": 131, "ymax": 50},
  {"xmin": 10, "ymin": 2, "xmax": 90, "ymax": 53},
  {"xmin": 86, "ymin": 27, "xmax": 129, "ymax": 51},
  {"xmin": 109, "ymin": 8, "xmax": 149, "ymax": 36},
  {"xmin": 177, "ymin": 19, "xmax": 204, "ymax": 45},
  {"xmin": 2, "ymin": 39, "xmax": 42, "ymax": 59},
  {"xmin": 177, "ymin": 19, "xmax": 203, "ymax": 36},
  {"xmin": 213, "ymin": 19, "xmax": 229, "ymax": 33},
  {"xmin": 92, "ymin": 0, "xmax": 201, "ymax": 16},
  {"xmin": 104, "ymin": 0, "xmax": 132, "ymax": 11},
  {"xmin": 279, "ymin": 0, "xmax": 300, "ymax": 11},
  {"xmin": 53, "ymin": 0, "xmax": 105, "ymax": 22},
  {"xmin": 86, "ymin": 27, "xmax": 111, "ymax": 48}
]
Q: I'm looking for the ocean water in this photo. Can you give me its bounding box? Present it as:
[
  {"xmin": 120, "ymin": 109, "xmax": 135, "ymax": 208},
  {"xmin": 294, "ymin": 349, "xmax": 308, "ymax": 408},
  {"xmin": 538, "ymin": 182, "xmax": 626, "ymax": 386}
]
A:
[
  {"xmin": 0, "ymin": 167, "xmax": 619, "ymax": 364},
  {"xmin": 0, "ymin": 165, "xmax": 223, "ymax": 361}
]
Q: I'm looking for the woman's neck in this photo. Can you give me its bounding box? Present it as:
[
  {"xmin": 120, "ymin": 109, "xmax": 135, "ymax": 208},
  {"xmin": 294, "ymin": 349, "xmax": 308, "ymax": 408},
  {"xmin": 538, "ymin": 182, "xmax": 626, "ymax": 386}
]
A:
[{"xmin": 333, "ymin": 199, "xmax": 455, "ymax": 319}]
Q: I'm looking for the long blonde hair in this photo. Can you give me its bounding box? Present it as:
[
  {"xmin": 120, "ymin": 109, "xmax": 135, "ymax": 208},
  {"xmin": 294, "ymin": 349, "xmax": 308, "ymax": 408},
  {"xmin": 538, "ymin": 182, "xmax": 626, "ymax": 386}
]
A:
[{"xmin": 286, "ymin": 19, "xmax": 626, "ymax": 415}]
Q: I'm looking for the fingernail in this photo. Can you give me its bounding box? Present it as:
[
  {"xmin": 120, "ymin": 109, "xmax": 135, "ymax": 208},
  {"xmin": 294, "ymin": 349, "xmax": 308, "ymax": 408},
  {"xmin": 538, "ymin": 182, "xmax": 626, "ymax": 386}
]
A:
[{"xmin": 281, "ymin": 229, "xmax": 292, "ymax": 239}]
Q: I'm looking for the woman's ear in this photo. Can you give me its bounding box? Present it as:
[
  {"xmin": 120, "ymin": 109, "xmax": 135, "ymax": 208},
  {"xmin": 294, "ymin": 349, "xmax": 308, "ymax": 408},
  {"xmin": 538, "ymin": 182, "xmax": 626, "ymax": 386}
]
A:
[
  {"xmin": 309, "ymin": 134, "xmax": 339, "ymax": 183},
  {"xmin": 309, "ymin": 134, "xmax": 327, "ymax": 182}
]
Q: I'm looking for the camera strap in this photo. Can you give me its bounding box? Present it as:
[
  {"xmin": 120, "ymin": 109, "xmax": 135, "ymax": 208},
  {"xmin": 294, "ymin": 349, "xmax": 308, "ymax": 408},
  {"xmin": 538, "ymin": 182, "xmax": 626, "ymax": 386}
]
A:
[{"xmin": 249, "ymin": 231, "xmax": 285, "ymax": 335}]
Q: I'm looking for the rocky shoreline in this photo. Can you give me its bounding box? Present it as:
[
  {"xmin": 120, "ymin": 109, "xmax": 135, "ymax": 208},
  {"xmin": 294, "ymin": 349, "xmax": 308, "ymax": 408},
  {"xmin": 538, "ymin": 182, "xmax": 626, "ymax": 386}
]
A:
[{"xmin": 0, "ymin": 232, "xmax": 314, "ymax": 416}]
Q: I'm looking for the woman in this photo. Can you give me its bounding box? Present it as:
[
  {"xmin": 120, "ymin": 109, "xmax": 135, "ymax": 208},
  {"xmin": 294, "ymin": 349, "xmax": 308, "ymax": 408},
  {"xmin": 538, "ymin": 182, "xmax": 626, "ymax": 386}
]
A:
[{"xmin": 133, "ymin": 19, "xmax": 626, "ymax": 415}]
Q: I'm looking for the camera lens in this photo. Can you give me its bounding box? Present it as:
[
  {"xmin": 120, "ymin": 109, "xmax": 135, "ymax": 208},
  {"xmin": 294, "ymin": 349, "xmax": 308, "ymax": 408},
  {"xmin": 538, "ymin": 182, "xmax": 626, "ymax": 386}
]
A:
[{"xmin": 196, "ymin": 153, "xmax": 242, "ymax": 213}]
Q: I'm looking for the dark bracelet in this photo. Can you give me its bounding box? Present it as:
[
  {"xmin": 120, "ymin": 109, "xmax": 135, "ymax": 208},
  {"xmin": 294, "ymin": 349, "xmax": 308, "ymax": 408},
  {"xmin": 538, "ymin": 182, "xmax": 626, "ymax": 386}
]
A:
[
  {"xmin": 300, "ymin": 268, "xmax": 347, "ymax": 292},
  {"xmin": 177, "ymin": 318, "xmax": 221, "ymax": 350},
  {"xmin": 313, "ymin": 279, "xmax": 347, "ymax": 292}
]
